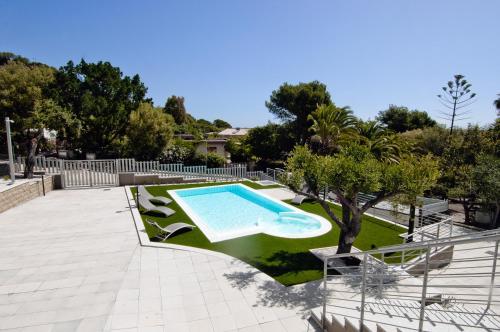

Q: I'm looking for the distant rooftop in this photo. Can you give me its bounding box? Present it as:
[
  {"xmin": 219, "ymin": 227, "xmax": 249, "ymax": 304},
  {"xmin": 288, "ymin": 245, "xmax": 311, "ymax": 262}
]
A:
[{"xmin": 218, "ymin": 128, "xmax": 251, "ymax": 137}]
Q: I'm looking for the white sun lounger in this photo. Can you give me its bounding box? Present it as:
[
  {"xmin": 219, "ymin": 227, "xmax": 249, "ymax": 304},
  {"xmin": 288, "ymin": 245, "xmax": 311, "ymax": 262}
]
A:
[
  {"xmin": 138, "ymin": 195, "xmax": 176, "ymax": 217},
  {"xmin": 138, "ymin": 186, "xmax": 172, "ymax": 205},
  {"xmin": 291, "ymin": 194, "xmax": 307, "ymax": 205},
  {"xmin": 146, "ymin": 219, "xmax": 195, "ymax": 240}
]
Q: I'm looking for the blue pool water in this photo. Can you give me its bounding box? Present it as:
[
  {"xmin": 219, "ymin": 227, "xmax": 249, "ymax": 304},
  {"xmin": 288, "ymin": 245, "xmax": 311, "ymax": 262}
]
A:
[{"xmin": 170, "ymin": 184, "xmax": 330, "ymax": 242}]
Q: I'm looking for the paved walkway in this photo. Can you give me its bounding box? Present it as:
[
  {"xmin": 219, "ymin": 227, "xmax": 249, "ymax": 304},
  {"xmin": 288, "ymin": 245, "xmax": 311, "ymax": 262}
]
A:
[{"xmin": 0, "ymin": 188, "xmax": 320, "ymax": 332}]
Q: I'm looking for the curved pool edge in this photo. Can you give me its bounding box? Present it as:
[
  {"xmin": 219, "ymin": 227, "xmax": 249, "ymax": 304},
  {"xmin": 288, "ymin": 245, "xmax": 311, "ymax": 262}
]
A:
[
  {"xmin": 168, "ymin": 183, "xmax": 333, "ymax": 243},
  {"xmin": 264, "ymin": 210, "xmax": 332, "ymax": 239}
]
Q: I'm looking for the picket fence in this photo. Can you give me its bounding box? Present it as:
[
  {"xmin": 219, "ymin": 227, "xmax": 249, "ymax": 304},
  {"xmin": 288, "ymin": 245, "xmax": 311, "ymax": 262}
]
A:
[{"xmin": 15, "ymin": 156, "xmax": 249, "ymax": 188}]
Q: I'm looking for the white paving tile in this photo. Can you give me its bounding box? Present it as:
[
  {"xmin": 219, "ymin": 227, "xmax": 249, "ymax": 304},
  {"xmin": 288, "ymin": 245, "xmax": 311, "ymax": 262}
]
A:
[
  {"xmin": 188, "ymin": 318, "xmax": 213, "ymax": 332},
  {"xmin": 210, "ymin": 314, "xmax": 237, "ymax": 332},
  {"xmin": 259, "ymin": 320, "xmax": 286, "ymax": 332}
]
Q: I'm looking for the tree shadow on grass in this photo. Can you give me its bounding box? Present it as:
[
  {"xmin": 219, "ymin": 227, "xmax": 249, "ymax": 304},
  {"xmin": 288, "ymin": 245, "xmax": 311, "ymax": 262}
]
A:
[{"xmin": 251, "ymin": 250, "xmax": 324, "ymax": 280}]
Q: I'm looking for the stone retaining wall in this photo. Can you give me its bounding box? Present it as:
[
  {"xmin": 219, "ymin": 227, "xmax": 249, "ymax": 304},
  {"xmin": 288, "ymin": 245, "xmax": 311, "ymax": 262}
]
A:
[{"xmin": 0, "ymin": 176, "xmax": 56, "ymax": 213}]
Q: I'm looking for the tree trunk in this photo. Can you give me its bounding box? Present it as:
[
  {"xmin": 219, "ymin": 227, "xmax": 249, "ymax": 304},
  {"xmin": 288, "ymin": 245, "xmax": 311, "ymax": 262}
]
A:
[
  {"xmin": 336, "ymin": 211, "xmax": 362, "ymax": 254},
  {"xmin": 24, "ymin": 134, "xmax": 41, "ymax": 179},
  {"xmin": 463, "ymin": 201, "xmax": 471, "ymax": 224},
  {"xmin": 407, "ymin": 204, "xmax": 416, "ymax": 243},
  {"xmin": 342, "ymin": 204, "xmax": 350, "ymax": 225},
  {"xmin": 494, "ymin": 202, "xmax": 500, "ymax": 229}
]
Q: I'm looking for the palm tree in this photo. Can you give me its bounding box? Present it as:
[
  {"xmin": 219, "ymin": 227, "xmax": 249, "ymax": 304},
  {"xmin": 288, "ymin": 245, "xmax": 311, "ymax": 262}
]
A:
[
  {"xmin": 308, "ymin": 104, "xmax": 357, "ymax": 154},
  {"xmin": 356, "ymin": 121, "xmax": 403, "ymax": 164}
]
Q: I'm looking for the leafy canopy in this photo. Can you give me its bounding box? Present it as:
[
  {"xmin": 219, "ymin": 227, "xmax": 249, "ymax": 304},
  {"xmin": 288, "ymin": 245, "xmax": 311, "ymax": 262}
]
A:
[
  {"xmin": 164, "ymin": 95, "xmax": 187, "ymax": 125},
  {"xmin": 266, "ymin": 81, "xmax": 332, "ymax": 144},
  {"xmin": 124, "ymin": 103, "xmax": 174, "ymax": 160},
  {"xmin": 286, "ymin": 145, "xmax": 439, "ymax": 211},
  {"xmin": 246, "ymin": 123, "xmax": 294, "ymax": 161},
  {"xmin": 213, "ymin": 119, "xmax": 231, "ymax": 129},
  {"xmin": 50, "ymin": 59, "xmax": 148, "ymax": 156},
  {"xmin": 377, "ymin": 105, "xmax": 436, "ymax": 133},
  {"xmin": 308, "ymin": 104, "xmax": 357, "ymax": 154},
  {"xmin": 0, "ymin": 59, "xmax": 77, "ymax": 153}
]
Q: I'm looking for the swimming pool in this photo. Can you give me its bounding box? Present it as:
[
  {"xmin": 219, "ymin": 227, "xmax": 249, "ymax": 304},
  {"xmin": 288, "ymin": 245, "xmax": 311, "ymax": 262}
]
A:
[{"xmin": 168, "ymin": 184, "xmax": 332, "ymax": 242}]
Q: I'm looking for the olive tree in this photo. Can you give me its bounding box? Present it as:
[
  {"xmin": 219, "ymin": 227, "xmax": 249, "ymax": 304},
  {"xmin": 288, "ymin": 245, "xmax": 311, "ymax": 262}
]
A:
[
  {"xmin": 0, "ymin": 59, "xmax": 77, "ymax": 178},
  {"xmin": 125, "ymin": 103, "xmax": 174, "ymax": 160},
  {"xmin": 286, "ymin": 145, "xmax": 439, "ymax": 253}
]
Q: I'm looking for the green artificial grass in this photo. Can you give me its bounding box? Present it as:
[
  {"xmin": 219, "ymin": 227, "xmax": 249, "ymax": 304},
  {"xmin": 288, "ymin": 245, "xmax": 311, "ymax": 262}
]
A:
[{"xmin": 132, "ymin": 181, "xmax": 406, "ymax": 286}]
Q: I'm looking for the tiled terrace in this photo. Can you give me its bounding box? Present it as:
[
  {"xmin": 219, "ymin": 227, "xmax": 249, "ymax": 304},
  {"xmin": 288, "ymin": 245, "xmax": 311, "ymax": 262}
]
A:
[{"xmin": 0, "ymin": 187, "xmax": 320, "ymax": 332}]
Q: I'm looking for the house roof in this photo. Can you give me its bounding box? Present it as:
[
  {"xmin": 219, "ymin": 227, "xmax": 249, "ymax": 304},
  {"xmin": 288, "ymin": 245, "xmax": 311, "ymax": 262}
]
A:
[{"xmin": 218, "ymin": 128, "xmax": 251, "ymax": 136}]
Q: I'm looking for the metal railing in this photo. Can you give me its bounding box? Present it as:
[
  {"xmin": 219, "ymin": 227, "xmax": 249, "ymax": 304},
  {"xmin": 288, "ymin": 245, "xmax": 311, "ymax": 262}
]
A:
[
  {"xmin": 266, "ymin": 167, "xmax": 286, "ymax": 183},
  {"xmin": 402, "ymin": 212, "xmax": 454, "ymax": 243},
  {"xmin": 320, "ymin": 229, "xmax": 500, "ymax": 332}
]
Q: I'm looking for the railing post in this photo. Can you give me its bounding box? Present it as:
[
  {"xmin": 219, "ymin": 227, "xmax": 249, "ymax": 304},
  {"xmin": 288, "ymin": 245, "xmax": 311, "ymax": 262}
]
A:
[
  {"xmin": 115, "ymin": 159, "xmax": 119, "ymax": 185},
  {"xmin": 59, "ymin": 159, "xmax": 65, "ymax": 189},
  {"xmin": 487, "ymin": 240, "xmax": 499, "ymax": 311},
  {"xmin": 322, "ymin": 257, "xmax": 328, "ymax": 329},
  {"xmin": 360, "ymin": 254, "xmax": 368, "ymax": 332},
  {"xmin": 379, "ymin": 253, "xmax": 385, "ymax": 297},
  {"xmin": 88, "ymin": 160, "xmax": 93, "ymax": 187},
  {"xmin": 418, "ymin": 245, "xmax": 431, "ymax": 332}
]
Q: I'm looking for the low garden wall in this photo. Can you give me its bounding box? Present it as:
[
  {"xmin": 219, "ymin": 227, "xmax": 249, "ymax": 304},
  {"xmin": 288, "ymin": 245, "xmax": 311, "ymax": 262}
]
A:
[{"xmin": 0, "ymin": 175, "xmax": 58, "ymax": 213}]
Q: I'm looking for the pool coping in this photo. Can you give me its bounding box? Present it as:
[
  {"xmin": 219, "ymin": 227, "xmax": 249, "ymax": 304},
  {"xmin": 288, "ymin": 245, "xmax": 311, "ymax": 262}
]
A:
[{"xmin": 168, "ymin": 183, "xmax": 332, "ymax": 243}]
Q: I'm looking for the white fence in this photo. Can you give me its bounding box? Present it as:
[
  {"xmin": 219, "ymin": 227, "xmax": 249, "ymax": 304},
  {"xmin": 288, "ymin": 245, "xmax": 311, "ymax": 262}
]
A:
[
  {"xmin": 15, "ymin": 156, "xmax": 61, "ymax": 174},
  {"xmin": 62, "ymin": 160, "xmax": 118, "ymax": 188},
  {"xmin": 14, "ymin": 157, "xmax": 250, "ymax": 188}
]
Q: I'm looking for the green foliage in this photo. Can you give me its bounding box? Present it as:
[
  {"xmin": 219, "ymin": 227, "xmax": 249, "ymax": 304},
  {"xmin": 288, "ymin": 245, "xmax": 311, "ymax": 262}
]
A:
[
  {"xmin": 246, "ymin": 123, "xmax": 294, "ymax": 161},
  {"xmin": 0, "ymin": 59, "xmax": 57, "ymax": 132},
  {"xmin": 0, "ymin": 58, "xmax": 77, "ymax": 171},
  {"xmin": 0, "ymin": 52, "xmax": 30, "ymax": 66},
  {"xmin": 195, "ymin": 119, "xmax": 218, "ymax": 133},
  {"xmin": 308, "ymin": 104, "xmax": 357, "ymax": 154},
  {"xmin": 399, "ymin": 126, "xmax": 449, "ymax": 156},
  {"xmin": 473, "ymin": 154, "xmax": 500, "ymax": 207},
  {"xmin": 50, "ymin": 59, "xmax": 148, "ymax": 156},
  {"xmin": 164, "ymin": 95, "xmax": 187, "ymax": 125},
  {"xmin": 266, "ymin": 81, "xmax": 332, "ymax": 144},
  {"xmin": 213, "ymin": 119, "xmax": 231, "ymax": 129},
  {"xmin": 356, "ymin": 120, "xmax": 405, "ymax": 163},
  {"xmin": 124, "ymin": 103, "xmax": 174, "ymax": 160},
  {"xmin": 287, "ymin": 144, "xmax": 437, "ymax": 200},
  {"xmin": 377, "ymin": 105, "xmax": 437, "ymax": 133},
  {"xmin": 225, "ymin": 139, "xmax": 251, "ymax": 163},
  {"xmin": 204, "ymin": 152, "xmax": 226, "ymax": 168},
  {"xmin": 162, "ymin": 139, "xmax": 196, "ymax": 164}
]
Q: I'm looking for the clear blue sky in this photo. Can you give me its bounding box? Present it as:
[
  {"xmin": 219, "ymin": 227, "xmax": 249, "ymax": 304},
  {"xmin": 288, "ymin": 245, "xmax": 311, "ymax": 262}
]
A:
[{"xmin": 1, "ymin": 0, "xmax": 499, "ymax": 127}]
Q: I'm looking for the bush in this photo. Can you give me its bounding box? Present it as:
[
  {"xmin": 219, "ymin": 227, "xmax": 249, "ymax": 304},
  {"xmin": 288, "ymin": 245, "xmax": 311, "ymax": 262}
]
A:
[
  {"xmin": 206, "ymin": 153, "xmax": 226, "ymax": 168},
  {"xmin": 225, "ymin": 139, "xmax": 251, "ymax": 163},
  {"xmin": 125, "ymin": 103, "xmax": 174, "ymax": 160},
  {"xmin": 162, "ymin": 139, "xmax": 196, "ymax": 164}
]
